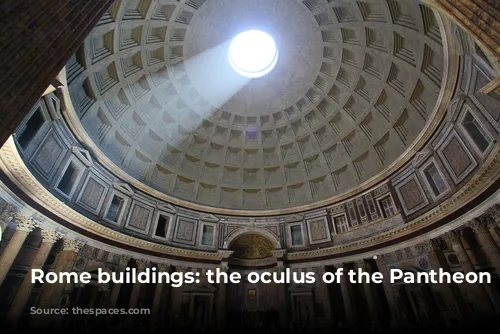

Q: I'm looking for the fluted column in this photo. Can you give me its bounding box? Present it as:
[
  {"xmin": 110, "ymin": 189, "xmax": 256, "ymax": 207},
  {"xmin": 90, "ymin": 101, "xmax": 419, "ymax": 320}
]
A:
[
  {"xmin": 126, "ymin": 259, "xmax": 149, "ymax": 323},
  {"xmin": 106, "ymin": 255, "xmax": 131, "ymax": 324},
  {"xmin": 442, "ymin": 231, "xmax": 495, "ymax": 314},
  {"xmin": 355, "ymin": 259, "xmax": 380, "ymax": 327},
  {"xmin": 316, "ymin": 266, "xmax": 334, "ymax": 326},
  {"xmin": 150, "ymin": 263, "xmax": 170, "ymax": 327},
  {"xmin": 420, "ymin": 239, "xmax": 469, "ymax": 319},
  {"xmin": 216, "ymin": 263, "xmax": 229, "ymax": 329},
  {"xmin": 7, "ymin": 228, "xmax": 63, "ymax": 325},
  {"xmin": 34, "ymin": 238, "xmax": 85, "ymax": 326},
  {"xmin": 335, "ymin": 263, "xmax": 356, "ymax": 328},
  {"xmin": 273, "ymin": 249, "xmax": 288, "ymax": 330},
  {"xmin": 170, "ymin": 266, "xmax": 187, "ymax": 321},
  {"xmin": 375, "ymin": 256, "xmax": 400, "ymax": 327},
  {"xmin": 0, "ymin": 213, "xmax": 38, "ymax": 287},
  {"xmin": 468, "ymin": 219, "xmax": 500, "ymax": 274}
]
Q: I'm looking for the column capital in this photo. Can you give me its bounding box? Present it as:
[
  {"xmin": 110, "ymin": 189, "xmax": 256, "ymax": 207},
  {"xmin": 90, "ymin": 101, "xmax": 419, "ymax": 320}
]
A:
[
  {"xmin": 219, "ymin": 262, "xmax": 229, "ymax": 272},
  {"xmin": 175, "ymin": 265, "xmax": 188, "ymax": 273},
  {"xmin": 467, "ymin": 219, "xmax": 490, "ymax": 233},
  {"xmin": 354, "ymin": 259, "xmax": 366, "ymax": 268},
  {"xmin": 119, "ymin": 255, "xmax": 132, "ymax": 267},
  {"xmin": 419, "ymin": 239, "xmax": 442, "ymax": 253},
  {"xmin": 156, "ymin": 263, "xmax": 170, "ymax": 272},
  {"xmin": 314, "ymin": 265, "xmax": 326, "ymax": 274},
  {"xmin": 62, "ymin": 239, "xmax": 85, "ymax": 252},
  {"xmin": 12, "ymin": 213, "xmax": 38, "ymax": 232},
  {"xmin": 485, "ymin": 205, "xmax": 500, "ymax": 224},
  {"xmin": 442, "ymin": 231, "xmax": 461, "ymax": 245},
  {"xmin": 334, "ymin": 263, "xmax": 345, "ymax": 270},
  {"xmin": 135, "ymin": 259, "xmax": 150, "ymax": 271},
  {"xmin": 40, "ymin": 229, "xmax": 64, "ymax": 244}
]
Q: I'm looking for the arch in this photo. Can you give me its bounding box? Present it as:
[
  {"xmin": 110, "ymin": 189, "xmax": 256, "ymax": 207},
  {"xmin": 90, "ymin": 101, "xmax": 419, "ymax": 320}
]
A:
[{"xmin": 225, "ymin": 228, "xmax": 281, "ymax": 250}]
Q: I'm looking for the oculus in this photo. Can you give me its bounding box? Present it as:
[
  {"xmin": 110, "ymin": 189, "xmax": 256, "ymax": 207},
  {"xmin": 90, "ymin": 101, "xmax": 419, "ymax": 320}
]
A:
[{"xmin": 228, "ymin": 30, "xmax": 278, "ymax": 78}]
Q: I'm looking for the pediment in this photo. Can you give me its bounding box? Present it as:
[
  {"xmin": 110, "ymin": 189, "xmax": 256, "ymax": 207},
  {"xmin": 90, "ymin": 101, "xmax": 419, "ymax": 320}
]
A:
[{"xmin": 113, "ymin": 182, "xmax": 134, "ymax": 196}]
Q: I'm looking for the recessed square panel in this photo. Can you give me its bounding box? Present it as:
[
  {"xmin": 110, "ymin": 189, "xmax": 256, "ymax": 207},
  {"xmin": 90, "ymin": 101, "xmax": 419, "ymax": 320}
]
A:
[
  {"xmin": 173, "ymin": 215, "xmax": 198, "ymax": 245},
  {"xmin": 306, "ymin": 216, "xmax": 331, "ymax": 244}
]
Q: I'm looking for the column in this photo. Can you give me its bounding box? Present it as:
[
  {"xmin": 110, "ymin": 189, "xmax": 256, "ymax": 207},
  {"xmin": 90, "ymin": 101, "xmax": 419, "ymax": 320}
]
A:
[
  {"xmin": 7, "ymin": 228, "xmax": 63, "ymax": 325},
  {"xmin": 126, "ymin": 259, "xmax": 149, "ymax": 324},
  {"xmin": 316, "ymin": 266, "xmax": 334, "ymax": 327},
  {"xmin": 355, "ymin": 259, "xmax": 381, "ymax": 327},
  {"xmin": 468, "ymin": 218, "xmax": 500, "ymax": 273},
  {"xmin": 170, "ymin": 266, "xmax": 187, "ymax": 321},
  {"xmin": 273, "ymin": 250, "xmax": 288, "ymax": 331},
  {"xmin": 216, "ymin": 263, "xmax": 229, "ymax": 329},
  {"xmin": 0, "ymin": 213, "xmax": 38, "ymax": 287},
  {"xmin": 375, "ymin": 256, "xmax": 401, "ymax": 327},
  {"xmin": 419, "ymin": 239, "xmax": 469, "ymax": 320},
  {"xmin": 150, "ymin": 263, "xmax": 169, "ymax": 327},
  {"xmin": 442, "ymin": 231, "xmax": 495, "ymax": 314},
  {"xmin": 34, "ymin": 238, "xmax": 85, "ymax": 326},
  {"xmin": 335, "ymin": 263, "xmax": 356, "ymax": 329},
  {"xmin": 106, "ymin": 255, "xmax": 131, "ymax": 324},
  {"xmin": 189, "ymin": 294, "xmax": 196, "ymax": 320},
  {"xmin": 466, "ymin": 219, "xmax": 500, "ymax": 313}
]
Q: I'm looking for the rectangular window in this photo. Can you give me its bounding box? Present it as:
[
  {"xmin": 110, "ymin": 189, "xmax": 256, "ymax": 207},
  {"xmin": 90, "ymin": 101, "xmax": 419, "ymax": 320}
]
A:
[
  {"xmin": 56, "ymin": 161, "xmax": 82, "ymax": 196},
  {"xmin": 18, "ymin": 108, "xmax": 45, "ymax": 150},
  {"xmin": 290, "ymin": 225, "xmax": 303, "ymax": 246},
  {"xmin": 334, "ymin": 215, "xmax": 349, "ymax": 234},
  {"xmin": 424, "ymin": 163, "xmax": 447, "ymax": 196},
  {"xmin": 154, "ymin": 215, "xmax": 169, "ymax": 238},
  {"xmin": 379, "ymin": 196, "xmax": 396, "ymax": 218},
  {"xmin": 462, "ymin": 112, "xmax": 491, "ymax": 153},
  {"xmin": 201, "ymin": 225, "xmax": 214, "ymax": 246},
  {"xmin": 105, "ymin": 195, "xmax": 125, "ymax": 222}
]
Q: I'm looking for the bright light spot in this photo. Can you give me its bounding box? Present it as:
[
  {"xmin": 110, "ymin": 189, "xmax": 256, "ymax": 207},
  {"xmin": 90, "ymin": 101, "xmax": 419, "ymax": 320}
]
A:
[{"xmin": 228, "ymin": 30, "xmax": 278, "ymax": 78}]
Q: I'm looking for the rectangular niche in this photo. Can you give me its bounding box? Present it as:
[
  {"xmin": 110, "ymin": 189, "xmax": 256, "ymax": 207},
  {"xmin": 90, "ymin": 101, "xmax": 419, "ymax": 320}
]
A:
[
  {"xmin": 54, "ymin": 157, "xmax": 85, "ymax": 199},
  {"xmin": 420, "ymin": 158, "xmax": 450, "ymax": 200},
  {"xmin": 332, "ymin": 214, "xmax": 349, "ymax": 234},
  {"xmin": 377, "ymin": 195, "xmax": 397, "ymax": 218},
  {"xmin": 199, "ymin": 222, "xmax": 216, "ymax": 247},
  {"xmin": 288, "ymin": 222, "xmax": 305, "ymax": 247},
  {"xmin": 459, "ymin": 108, "xmax": 493, "ymax": 155},
  {"xmin": 16, "ymin": 102, "xmax": 48, "ymax": 151},
  {"xmin": 103, "ymin": 192, "xmax": 129, "ymax": 224},
  {"xmin": 152, "ymin": 212, "xmax": 173, "ymax": 240}
]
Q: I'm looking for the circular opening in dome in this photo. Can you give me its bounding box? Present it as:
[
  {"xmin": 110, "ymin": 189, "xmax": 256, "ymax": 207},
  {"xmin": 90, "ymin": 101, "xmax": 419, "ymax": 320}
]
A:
[{"xmin": 228, "ymin": 30, "xmax": 278, "ymax": 78}]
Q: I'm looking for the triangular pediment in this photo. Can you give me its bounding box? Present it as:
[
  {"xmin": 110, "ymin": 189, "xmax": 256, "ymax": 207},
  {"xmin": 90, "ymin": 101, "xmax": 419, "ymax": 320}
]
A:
[
  {"xmin": 113, "ymin": 182, "xmax": 134, "ymax": 196},
  {"xmin": 72, "ymin": 146, "xmax": 93, "ymax": 167},
  {"xmin": 157, "ymin": 203, "xmax": 177, "ymax": 213},
  {"xmin": 200, "ymin": 213, "xmax": 219, "ymax": 222}
]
